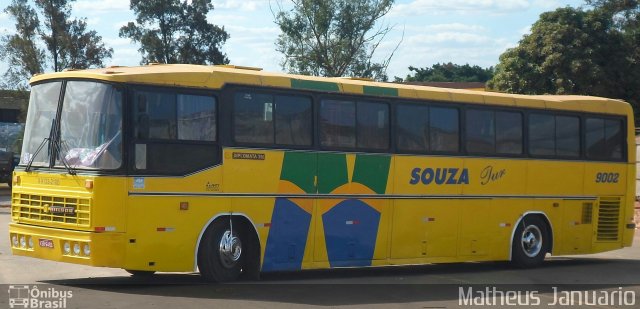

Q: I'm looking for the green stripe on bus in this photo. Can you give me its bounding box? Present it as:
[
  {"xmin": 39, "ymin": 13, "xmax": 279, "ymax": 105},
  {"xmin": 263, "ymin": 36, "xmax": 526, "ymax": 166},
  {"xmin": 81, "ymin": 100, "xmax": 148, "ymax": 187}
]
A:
[
  {"xmin": 363, "ymin": 86, "xmax": 398, "ymax": 97},
  {"xmin": 280, "ymin": 152, "xmax": 317, "ymax": 194},
  {"xmin": 291, "ymin": 79, "xmax": 340, "ymax": 92},
  {"xmin": 318, "ymin": 153, "xmax": 348, "ymax": 194},
  {"xmin": 352, "ymin": 154, "xmax": 391, "ymax": 194}
]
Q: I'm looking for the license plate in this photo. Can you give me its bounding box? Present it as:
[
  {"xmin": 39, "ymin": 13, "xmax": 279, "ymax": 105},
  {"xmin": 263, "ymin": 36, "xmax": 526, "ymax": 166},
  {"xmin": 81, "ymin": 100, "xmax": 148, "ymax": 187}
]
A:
[{"xmin": 39, "ymin": 239, "xmax": 54, "ymax": 249}]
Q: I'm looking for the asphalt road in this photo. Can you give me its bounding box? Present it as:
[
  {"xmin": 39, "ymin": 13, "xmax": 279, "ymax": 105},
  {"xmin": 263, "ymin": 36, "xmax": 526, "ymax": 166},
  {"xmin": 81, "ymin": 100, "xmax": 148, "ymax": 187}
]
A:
[{"xmin": 0, "ymin": 193, "xmax": 638, "ymax": 308}]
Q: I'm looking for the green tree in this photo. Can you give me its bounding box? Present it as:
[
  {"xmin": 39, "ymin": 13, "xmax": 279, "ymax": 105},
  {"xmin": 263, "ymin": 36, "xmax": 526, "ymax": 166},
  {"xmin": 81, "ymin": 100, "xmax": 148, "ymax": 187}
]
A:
[
  {"xmin": 273, "ymin": 0, "xmax": 398, "ymax": 81},
  {"xmin": 399, "ymin": 63, "xmax": 494, "ymax": 83},
  {"xmin": 0, "ymin": 0, "xmax": 45, "ymax": 89},
  {"xmin": 119, "ymin": 0, "xmax": 230, "ymax": 65},
  {"xmin": 488, "ymin": 4, "xmax": 640, "ymax": 121},
  {"xmin": 0, "ymin": 0, "xmax": 113, "ymax": 89},
  {"xmin": 34, "ymin": 0, "xmax": 113, "ymax": 72}
]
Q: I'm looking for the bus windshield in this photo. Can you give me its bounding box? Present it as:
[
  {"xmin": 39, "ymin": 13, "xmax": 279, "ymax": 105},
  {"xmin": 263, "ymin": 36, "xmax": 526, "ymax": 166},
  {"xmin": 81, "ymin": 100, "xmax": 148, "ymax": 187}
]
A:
[{"xmin": 21, "ymin": 81, "xmax": 123, "ymax": 170}]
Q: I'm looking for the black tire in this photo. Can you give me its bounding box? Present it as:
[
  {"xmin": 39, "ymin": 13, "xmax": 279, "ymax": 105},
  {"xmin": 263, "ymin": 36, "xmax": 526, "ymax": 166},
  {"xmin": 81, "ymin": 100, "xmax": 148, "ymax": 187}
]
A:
[
  {"xmin": 125, "ymin": 270, "xmax": 156, "ymax": 277},
  {"xmin": 511, "ymin": 216, "xmax": 550, "ymax": 268},
  {"xmin": 198, "ymin": 219, "xmax": 246, "ymax": 282}
]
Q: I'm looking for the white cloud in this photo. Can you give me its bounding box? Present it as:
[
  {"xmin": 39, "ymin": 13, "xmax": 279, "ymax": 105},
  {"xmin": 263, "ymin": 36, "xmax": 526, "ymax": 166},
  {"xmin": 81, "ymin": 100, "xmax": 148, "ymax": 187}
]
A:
[
  {"xmin": 85, "ymin": 16, "xmax": 101, "ymax": 26},
  {"xmin": 405, "ymin": 23, "xmax": 486, "ymax": 33},
  {"xmin": 107, "ymin": 47, "xmax": 141, "ymax": 67},
  {"xmin": 113, "ymin": 21, "xmax": 130, "ymax": 31},
  {"xmin": 0, "ymin": 12, "xmax": 9, "ymax": 22},
  {"xmin": 0, "ymin": 26, "xmax": 15, "ymax": 36},
  {"xmin": 73, "ymin": 0, "xmax": 130, "ymax": 14},
  {"xmin": 103, "ymin": 37, "xmax": 134, "ymax": 48},
  {"xmin": 519, "ymin": 25, "xmax": 532, "ymax": 36},
  {"xmin": 216, "ymin": 0, "xmax": 270, "ymax": 12},
  {"xmin": 391, "ymin": 0, "xmax": 531, "ymax": 16},
  {"xmin": 406, "ymin": 32, "xmax": 494, "ymax": 45},
  {"xmin": 207, "ymin": 12, "xmax": 249, "ymax": 26}
]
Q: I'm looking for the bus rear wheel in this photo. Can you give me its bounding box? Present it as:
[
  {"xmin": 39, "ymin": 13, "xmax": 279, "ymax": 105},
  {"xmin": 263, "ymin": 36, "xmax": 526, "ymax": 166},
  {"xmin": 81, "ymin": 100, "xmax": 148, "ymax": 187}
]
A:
[
  {"xmin": 198, "ymin": 220, "xmax": 245, "ymax": 282},
  {"xmin": 511, "ymin": 215, "xmax": 549, "ymax": 268}
]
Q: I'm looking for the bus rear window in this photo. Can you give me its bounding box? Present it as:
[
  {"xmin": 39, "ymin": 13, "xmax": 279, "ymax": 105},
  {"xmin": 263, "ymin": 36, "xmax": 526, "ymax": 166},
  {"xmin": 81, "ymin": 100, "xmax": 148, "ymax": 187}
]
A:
[{"xmin": 586, "ymin": 117, "xmax": 623, "ymax": 160}]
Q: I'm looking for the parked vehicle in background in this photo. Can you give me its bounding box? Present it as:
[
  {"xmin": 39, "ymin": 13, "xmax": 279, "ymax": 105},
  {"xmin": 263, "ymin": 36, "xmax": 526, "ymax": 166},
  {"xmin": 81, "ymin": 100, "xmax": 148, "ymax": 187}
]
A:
[{"xmin": 0, "ymin": 150, "xmax": 14, "ymax": 187}]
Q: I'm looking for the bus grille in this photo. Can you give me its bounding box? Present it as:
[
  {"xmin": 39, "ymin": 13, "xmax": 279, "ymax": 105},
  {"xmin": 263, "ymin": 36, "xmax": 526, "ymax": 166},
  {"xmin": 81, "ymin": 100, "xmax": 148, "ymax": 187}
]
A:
[
  {"xmin": 596, "ymin": 197, "xmax": 621, "ymax": 242},
  {"xmin": 11, "ymin": 193, "xmax": 91, "ymax": 227}
]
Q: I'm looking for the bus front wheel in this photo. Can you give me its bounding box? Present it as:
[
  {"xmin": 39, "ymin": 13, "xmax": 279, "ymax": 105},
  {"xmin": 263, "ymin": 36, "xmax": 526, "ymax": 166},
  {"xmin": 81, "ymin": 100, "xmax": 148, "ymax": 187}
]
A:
[
  {"xmin": 198, "ymin": 220, "xmax": 245, "ymax": 282},
  {"xmin": 511, "ymin": 215, "xmax": 549, "ymax": 268}
]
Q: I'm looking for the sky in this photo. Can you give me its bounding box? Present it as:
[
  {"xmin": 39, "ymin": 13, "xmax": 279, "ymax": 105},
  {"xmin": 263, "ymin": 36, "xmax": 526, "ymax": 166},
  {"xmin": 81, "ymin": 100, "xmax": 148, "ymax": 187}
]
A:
[{"xmin": 0, "ymin": 0, "xmax": 586, "ymax": 81}]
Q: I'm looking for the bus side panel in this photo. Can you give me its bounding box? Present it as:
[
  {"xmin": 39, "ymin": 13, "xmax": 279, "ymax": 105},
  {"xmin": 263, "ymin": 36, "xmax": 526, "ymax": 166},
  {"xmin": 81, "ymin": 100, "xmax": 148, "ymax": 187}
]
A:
[
  {"xmin": 124, "ymin": 166, "xmax": 227, "ymax": 272},
  {"xmin": 391, "ymin": 156, "xmax": 464, "ymax": 260},
  {"xmin": 124, "ymin": 195, "xmax": 231, "ymax": 272}
]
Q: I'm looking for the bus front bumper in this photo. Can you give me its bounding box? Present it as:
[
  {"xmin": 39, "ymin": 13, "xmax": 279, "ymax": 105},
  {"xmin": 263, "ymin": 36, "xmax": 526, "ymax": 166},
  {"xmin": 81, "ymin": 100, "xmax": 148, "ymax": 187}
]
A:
[{"xmin": 8, "ymin": 223, "xmax": 125, "ymax": 268}]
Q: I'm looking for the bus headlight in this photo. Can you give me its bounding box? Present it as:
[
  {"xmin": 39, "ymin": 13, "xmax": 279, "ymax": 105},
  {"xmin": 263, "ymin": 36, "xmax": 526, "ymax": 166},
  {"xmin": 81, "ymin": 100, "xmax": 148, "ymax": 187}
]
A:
[
  {"xmin": 83, "ymin": 244, "xmax": 90, "ymax": 256},
  {"xmin": 28, "ymin": 237, "xmax": 33, "ymax": 249},
  {"xmin": 11, "ymin": 235, "xmax": 18, "ymax": 247},
  {"xmin": 73, "ymin": 243, "xmax": 81, "ymax": 255},
  {"xmin": 20, "ymin": 236, "xmax": 26, "ymax": 248},
  {"xmin": 63, "ymin": 242, "xmax": 71, "ymax": 254}
]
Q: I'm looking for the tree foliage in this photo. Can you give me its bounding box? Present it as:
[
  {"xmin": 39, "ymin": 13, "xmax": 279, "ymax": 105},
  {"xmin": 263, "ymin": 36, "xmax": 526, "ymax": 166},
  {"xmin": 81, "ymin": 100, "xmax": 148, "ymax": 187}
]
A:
[
  {"xmin": 273, "ymin": 0, "xmax": 398, "ymax": 81},
  {"xmin": 0, "ymin": 0, "xmax": 113, "ymax": 89},
  {"xmin": 0, "ymin": 0, "xmax": 44, "ymax": 89},
  {"xmin": 488, "ymin": 2, "xmax": 640, "ymax": 121},
  {"xmin": 119, "ymin": 0, "xmax": 229, "ymax": 65},
  {"xmin": 35, "ymin": 0, "xmax": 112, "ymax": 72},
  {"xmin": 399, "ymin": 63, "xmax": 494, "ymax": 83}
]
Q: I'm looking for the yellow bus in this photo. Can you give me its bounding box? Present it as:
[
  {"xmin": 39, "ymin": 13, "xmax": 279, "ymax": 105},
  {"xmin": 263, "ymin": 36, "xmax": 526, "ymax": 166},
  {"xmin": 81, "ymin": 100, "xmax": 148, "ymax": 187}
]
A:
[{"xmin": 9, "ymin": 64, "xmax": 636, "ymax": 282}]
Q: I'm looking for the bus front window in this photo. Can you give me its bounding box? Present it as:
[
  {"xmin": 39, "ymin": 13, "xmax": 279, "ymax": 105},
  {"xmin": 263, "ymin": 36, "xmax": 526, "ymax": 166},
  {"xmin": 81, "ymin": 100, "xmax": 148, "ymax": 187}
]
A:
[
  {"xmin": 57, "ymin": 81, "xmax": 123, "ymax": 170},
  {"xmin": 20, "ymin": 82, "xmax": 62, "ymax": 166}
]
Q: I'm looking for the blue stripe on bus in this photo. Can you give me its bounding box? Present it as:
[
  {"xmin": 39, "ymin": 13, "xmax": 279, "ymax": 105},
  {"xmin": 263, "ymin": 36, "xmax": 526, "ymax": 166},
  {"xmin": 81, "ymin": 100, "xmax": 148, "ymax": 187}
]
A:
[
  {"xmin": 322, "ymin": 199, "xmax": 380, "ymax": 267},
  {"xmin": 262, "ymin": 198, "xmax": 312, "ymax": 271}
]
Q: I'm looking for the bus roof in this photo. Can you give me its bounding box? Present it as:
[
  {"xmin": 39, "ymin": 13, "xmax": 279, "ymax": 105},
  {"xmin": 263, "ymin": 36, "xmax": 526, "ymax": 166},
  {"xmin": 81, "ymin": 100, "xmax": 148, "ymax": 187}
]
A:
[{"xmin": 29, "ymin": 64, "xmax": 632, "ymax": 116}]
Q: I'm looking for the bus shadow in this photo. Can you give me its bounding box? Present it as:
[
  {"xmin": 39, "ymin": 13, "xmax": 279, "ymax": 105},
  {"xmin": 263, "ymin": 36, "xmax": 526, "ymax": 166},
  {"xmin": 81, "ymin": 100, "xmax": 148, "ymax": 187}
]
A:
[{"xmin": 41, "ymin": 258, "xmax": 640, "ymax": 306}]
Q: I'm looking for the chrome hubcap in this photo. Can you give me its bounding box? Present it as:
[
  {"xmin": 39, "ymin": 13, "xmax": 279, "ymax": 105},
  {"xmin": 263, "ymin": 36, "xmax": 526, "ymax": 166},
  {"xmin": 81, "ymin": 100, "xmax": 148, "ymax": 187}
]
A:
[
  {"xmin": 521, "ymin": 225, "xmax": 542, "ymax": 257},
  {"xmin": 219, "ymin": 230, "xmax": 242, "ymax": 268}
]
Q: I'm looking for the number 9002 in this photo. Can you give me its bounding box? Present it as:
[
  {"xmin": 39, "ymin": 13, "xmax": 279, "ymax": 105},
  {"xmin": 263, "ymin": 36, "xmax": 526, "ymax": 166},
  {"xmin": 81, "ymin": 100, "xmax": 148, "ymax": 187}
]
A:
[{"xmin": 595, "ymin": 172, "xmax": 619, "ymax": 183}]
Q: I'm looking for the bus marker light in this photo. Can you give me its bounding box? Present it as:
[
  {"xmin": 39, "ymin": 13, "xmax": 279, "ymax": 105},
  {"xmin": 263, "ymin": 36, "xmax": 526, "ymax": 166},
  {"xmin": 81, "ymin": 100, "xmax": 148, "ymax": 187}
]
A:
[
  {"xmin": 499, "ymin": 223, "xmax": 511, "ymax": 227},
  {"xmin": 180, "ymin": 202, "xmax": 189, "ymax": 210},
  {"xmin": 346, "ymin": 220, "xmax": 360, "ymax": 225},
  {"xmin": 95, "ymin": 226, "xmax": 116, "ymax": 232},
  {"xmin": 85, "ymin": 180, "xmax": 94, "ymax": 189},
  {"xmin": 157, "ymin": 227, "xmax": 175, "ymax": 232},
  {"xmin": 423, "ymin": 218, "xmax": 435, "ymax": 222}
]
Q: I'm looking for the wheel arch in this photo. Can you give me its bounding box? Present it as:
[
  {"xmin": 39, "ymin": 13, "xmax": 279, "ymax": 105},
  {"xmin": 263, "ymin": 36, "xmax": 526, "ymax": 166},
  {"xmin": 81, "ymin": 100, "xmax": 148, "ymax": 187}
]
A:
[
  {"xmin": 193, "ymin": 213, "xmax": 261, "ymax": 272},
  {"xmin": 509, "ymin": 211, "xmax": 554, "ymax": 261}
]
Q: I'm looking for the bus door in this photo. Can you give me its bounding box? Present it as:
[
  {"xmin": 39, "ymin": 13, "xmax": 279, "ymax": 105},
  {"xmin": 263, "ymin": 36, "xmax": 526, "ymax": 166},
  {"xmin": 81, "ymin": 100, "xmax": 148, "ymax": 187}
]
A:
[{"xmin": 313, "ymin": 153, "xmax": 392, "ymax": 267}]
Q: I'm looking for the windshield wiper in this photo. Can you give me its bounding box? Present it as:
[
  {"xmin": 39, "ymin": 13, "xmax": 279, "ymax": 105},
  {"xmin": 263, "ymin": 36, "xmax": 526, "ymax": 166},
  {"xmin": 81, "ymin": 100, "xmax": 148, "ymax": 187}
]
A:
[
  {"xmin": 25, "ymin": 137, "xmax": 50, "ymax": 172},
  {"xmin": 54, "ymin": 139, "xmax": 76, "ymax": 175}
]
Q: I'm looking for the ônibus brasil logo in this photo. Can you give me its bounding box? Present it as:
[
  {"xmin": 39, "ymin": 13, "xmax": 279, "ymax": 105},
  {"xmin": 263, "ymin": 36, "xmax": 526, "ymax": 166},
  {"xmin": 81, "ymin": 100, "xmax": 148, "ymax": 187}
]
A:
[{"xmin": 7, "ymin": 285, "xmax": 73, "ymax": 309}]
